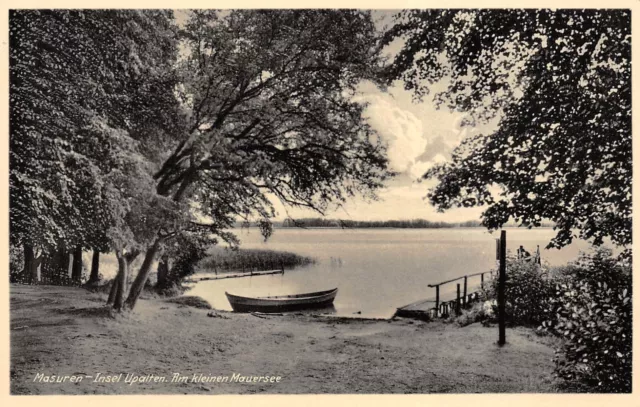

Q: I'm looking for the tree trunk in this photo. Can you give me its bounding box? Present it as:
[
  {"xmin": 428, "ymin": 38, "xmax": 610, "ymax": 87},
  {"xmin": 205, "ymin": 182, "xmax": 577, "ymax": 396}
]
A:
[
  {"xmin": 113, "ymin": 252, "xmax": 128, "ymax": 311},
  {"xmin": 23, "ymin": 244, "xmax": 35, "ymax": 284},
  {"xmin": 125, "ymin": 250, "xmax": 140, "ymax": 266},
  {"xmin": 88, "ymin": 250, "xmax": 100, "ymax": 284},
  {"xmin": 67, "ymin": 253, "xmax": 73, "ymax": 278},
  {"xmin": 57, "ymin": 248, "xmax": 68, "ymax": 282},
  {"xmin": 125, "ymin": 239, "xmax": 161, "ymax": 310},
  {"xmin": 156, "ymin": 255, "xmax": 169, "ymax": 289},
  {"xmin": 107, "ymin": 278, "xmax": 119, "ymax": 306},
  {"xmin": 71, "ymin": 246, "xmax": 83, "ymax": 283},
  {"xmin": 107, "ymin": 250, "xmax": 139, "ymax": 307},
  {"xmin": 42, "ymin": 247, "xmax": 67, "ymax": 283},
  {"xmin": 124, "ymin": 251, "xmax": 141, "ymax": 297}
]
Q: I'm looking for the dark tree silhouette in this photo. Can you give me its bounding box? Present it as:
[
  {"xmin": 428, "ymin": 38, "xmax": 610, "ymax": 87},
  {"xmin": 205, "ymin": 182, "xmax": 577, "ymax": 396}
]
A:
[{"xmin": 386, "ymin": 9, "xmax": 631, "ymax": 251}]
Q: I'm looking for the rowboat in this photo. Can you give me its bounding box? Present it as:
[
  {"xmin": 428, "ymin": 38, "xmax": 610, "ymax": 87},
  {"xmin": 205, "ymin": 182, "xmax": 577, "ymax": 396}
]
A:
[{"xmin": 225, "ymin": 288, "xmax": 338, "ymax": 313}]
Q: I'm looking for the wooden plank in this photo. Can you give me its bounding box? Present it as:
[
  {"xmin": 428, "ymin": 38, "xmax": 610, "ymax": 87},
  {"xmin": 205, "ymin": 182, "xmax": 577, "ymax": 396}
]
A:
[
  {"xmin": 397, "ymin": 298, "xmax": 434, "ymax": 310},
  {"xmin": 186, "ymin": 269, "xmax": 284, "ymax": 282}
]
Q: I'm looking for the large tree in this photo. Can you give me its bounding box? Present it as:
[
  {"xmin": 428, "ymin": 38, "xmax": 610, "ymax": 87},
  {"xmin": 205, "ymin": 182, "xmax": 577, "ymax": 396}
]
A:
[
  {"xmin": 10, "ymin": 10, "xmax": 183, "ymax": 285},
  {"xmin": 385, "ymin": 9, "xmax": 631, "ymax": 251},
  {"xmin": 124, "ymin": 10, "xmax": 393, "ymax": 309}
]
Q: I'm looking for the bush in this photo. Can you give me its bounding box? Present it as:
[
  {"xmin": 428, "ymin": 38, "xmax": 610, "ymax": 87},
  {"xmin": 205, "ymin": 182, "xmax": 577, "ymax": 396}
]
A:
[
  {"xmin": 476, "ymin": 247, "xmax": 631, "ymax": 392},
  {"xmin": 543, "ymin": 248, "xmax": 631, "ymax": 392},
  {"xmin": 485, "ymin": 256, "xmax": 555, "ymax": 326},
  {"xmin": 452, "ymin": 302, "xmax": 489, "ymax": 327},
  {"xmin": 165, "ymin": 239, "xmax": 207, "ymax": 286}
]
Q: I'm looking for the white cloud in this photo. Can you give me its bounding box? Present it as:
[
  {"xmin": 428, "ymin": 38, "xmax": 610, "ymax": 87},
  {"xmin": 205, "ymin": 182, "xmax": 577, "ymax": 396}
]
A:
[{"xmin": 357, "ymin": 95, "xmax": 426, "ymax": 173}]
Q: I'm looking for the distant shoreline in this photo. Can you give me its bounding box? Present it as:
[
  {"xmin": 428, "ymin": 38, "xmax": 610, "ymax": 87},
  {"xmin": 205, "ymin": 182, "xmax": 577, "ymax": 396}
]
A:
[
  {"xmin": 234, "ymin": 218, "xmax": 556, "ymax": 230},
  {"xmin": 236, "ymin": 226, "xmax": 556, "ymax": 230}
]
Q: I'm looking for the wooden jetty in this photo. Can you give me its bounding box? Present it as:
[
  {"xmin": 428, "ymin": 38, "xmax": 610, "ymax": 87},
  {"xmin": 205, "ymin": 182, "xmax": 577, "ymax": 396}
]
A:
[
  {"xmin": 185, "ymin": 268, "xmax": 284, "ymax": 282},
  {"xmin": 395, "ymin": 270, "xmax": 493, "ymax": 320},
  {"xmin": 395, "ymin": 242, "xmax": 542, "ymax": 320}
]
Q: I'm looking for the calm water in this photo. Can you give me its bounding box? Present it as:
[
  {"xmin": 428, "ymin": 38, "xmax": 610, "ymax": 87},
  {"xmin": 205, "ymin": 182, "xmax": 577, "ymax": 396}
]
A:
[{"xmin": 188, "ymin": 228, "xmax": 598, "ymax": 318}]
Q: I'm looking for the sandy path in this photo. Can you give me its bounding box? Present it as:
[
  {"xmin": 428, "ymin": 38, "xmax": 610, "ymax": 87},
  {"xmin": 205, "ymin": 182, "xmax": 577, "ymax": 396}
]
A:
[{"xmin": 10, "ymin": 285, "xmax": 559, "ymax": 394}]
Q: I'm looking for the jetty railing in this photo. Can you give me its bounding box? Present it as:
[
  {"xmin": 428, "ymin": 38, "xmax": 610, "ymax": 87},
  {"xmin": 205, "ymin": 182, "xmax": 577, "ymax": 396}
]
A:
[
  {"xmin": 427, "ymin": 270, "xmax": 495, "ymax": 318},
  {"xmin": 394, "ymin": 270, "xmax": 495, "ymax": 320}
]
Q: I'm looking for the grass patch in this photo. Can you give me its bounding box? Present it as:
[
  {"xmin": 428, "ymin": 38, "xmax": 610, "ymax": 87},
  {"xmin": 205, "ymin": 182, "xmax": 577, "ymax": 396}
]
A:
[
  {"xmin": 199, "ymin": 247, "xmax": 315, "ymax": 273},
  {"xmin": 164, "ymin": 296, "xmax": 212, "ymax": 309}
]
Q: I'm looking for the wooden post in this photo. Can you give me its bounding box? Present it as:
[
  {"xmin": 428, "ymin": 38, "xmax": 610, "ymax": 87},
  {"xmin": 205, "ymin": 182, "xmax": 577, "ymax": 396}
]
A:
[
  {"xmin": 481, "ymin": 272, "xmax": 484, "ymax": 289},
  {"xmin": 498, "ymin": 230, "xmax": 507, "ymax": 346},
  {"xmin": 463, "ymin": 276, "xmax": 468, "ymax": 308},
  {"xmin": 281, "ymin": 261, "xmax": 285, "ymax": 274},
  {"xmin": 435, "ymin": 285, "xmax": 440, "ymax": 317},
  {"xmin": 456, "ymin": 283, "xmax": 461, "ymax": 315}
]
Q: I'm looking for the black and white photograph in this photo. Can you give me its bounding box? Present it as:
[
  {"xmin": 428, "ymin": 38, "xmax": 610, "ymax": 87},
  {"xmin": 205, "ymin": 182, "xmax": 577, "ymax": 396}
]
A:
[{"xmin": 7, "ymin": 5, "xmax": 633, "ymax": 396}]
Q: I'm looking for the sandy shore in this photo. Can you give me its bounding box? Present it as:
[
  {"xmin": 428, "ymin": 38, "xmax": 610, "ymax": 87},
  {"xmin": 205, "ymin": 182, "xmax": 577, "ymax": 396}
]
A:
[{"xmin": 10, "ymin": 284, "xmax": 560, "ymax": 394}]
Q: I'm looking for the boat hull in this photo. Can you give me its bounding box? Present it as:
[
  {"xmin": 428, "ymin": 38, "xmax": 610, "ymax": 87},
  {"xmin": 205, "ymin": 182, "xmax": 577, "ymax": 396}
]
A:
[{"xmin": 225, "ymin": 288, "xmax": 338, "ymax": 313}]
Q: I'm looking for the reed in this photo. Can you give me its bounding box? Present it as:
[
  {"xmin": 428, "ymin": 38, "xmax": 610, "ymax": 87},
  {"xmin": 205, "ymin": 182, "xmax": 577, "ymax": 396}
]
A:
[{"xmin": 198, "ymin": 247, "xmax": 316, "ymax": 273}]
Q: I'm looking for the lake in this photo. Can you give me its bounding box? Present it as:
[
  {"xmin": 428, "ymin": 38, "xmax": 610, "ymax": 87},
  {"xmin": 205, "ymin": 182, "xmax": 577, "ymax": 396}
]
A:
[{"xmin": 188, "ymin": 228, "xmax": 599, "ymax": 318}]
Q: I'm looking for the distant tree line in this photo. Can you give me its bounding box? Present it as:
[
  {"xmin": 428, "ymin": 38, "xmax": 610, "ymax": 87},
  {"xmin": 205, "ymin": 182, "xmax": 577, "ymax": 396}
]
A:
[{"xmin": 269, "ymin": 218, "xmax": 556, "ymax": 229}]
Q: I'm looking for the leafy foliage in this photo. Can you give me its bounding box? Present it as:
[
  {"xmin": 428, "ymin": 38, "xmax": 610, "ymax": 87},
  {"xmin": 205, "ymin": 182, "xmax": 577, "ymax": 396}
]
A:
[
  {"xmin": 479, "ymin": 248, "xmax": 631, "ymax": 392},
  {"xmin": 484, "ymin": 256, "xmax": 555, "ymax": 326},
  {"xmin": 385, "ymin": 10, "xmax": 631, "ymax": 250},
  {"xmin": 10, "ymin": 10, "xmax": 183, "ymax": 256},
  {"xmin": 158, "ymin": 233, "xmax": 211, "ymax": 288},
  {"xmin": 9, "ymin": 245, "xmax": 24, "ymax": 282},
  {"xmin": 542, "ymin": 249, "xmax": 631, "ymax": 392}
]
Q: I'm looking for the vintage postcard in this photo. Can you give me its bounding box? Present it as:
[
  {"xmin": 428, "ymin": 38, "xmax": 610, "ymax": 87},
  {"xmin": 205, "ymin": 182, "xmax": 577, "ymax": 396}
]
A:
[{"xmin": 3, "ymin": 1, "xmax": 638, "ymax": 405}]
